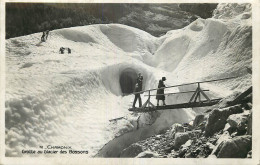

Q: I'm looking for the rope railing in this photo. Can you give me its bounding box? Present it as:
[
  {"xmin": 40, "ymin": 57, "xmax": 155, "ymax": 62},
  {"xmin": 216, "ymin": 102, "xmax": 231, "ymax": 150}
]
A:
[
  {"xmin": 129, "ymin": 76, "xmax": 238, "ymax": 95},
  {"xmin": 144, "ymin": 90, "xmax": 209, "ymax": 96}
]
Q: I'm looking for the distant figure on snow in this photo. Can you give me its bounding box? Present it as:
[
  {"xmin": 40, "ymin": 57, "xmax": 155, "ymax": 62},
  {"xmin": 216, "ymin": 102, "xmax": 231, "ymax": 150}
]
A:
[
  {"xmin": 156, "ymin": 77, "xmax": 166, "ymax": 106},
  {"xmin": 59, "ymin": 47, "xmax": 65, "ymax": 54},
  {"xmin": 45, "ymin": 30, "xmax": 50, "ymax": 40},
  {"xmin": 59, "ymin": 47, "xmax": 72, "ymax": 54},
  {"xmin": 133, "ymin": 73, "xmax": 143, "ymax": 108},
  {"xmin": 41, "ymin": 31, "xmax": 46, "ymax": 42},
  {"xmin": 68, "ymin": 48, "xmax": 71, "ymax": 54}
]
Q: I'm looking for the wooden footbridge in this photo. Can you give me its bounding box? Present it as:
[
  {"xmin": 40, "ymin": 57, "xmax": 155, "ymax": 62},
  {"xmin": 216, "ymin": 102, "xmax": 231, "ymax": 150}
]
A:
[{"xmin": 128, "ymin": 76, "xmax": 237, "ymax": 113}]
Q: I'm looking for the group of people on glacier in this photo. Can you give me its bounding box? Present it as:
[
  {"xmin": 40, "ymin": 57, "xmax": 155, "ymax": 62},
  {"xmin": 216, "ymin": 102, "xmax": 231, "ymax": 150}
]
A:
[
  {"xmin": 132, "ymin": 73, "xmax": 167, "ymax": 108},
  {"xmin": 40, "ymin": 30, "xmax": 72, "ymax": 54}
]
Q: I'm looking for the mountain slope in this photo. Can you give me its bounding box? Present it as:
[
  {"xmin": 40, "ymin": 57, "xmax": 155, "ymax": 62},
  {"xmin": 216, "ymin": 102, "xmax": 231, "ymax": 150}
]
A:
[{"xmin": 6, "ymin": 3, "xmax": 217, "ymax": 38}]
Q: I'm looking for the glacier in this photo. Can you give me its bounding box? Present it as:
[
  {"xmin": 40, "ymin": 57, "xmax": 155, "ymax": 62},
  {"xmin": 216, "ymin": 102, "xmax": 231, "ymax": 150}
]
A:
[{"xmin": 5, "ymin": 3, "xmax": 252, "ymax": 157}]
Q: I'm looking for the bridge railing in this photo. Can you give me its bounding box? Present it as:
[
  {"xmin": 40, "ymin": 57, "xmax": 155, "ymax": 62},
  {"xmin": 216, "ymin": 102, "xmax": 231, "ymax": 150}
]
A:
[
  {"xmin": 129, "ymin": 76, "xmax": 238, "ymax": 107},
  {"xmin": 130, "ymin": 76, "xmax": 238, "ymax": 95}
]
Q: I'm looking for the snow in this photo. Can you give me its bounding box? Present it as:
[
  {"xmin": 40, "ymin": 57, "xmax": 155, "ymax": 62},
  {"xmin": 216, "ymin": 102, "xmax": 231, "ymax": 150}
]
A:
[
  {"xmin": 153, "ymin": 8, "xmax": 252, "ymax": 92},
  {"xmin": 5, "ymin": 4, "xmax": 252, "ymax": 157}
]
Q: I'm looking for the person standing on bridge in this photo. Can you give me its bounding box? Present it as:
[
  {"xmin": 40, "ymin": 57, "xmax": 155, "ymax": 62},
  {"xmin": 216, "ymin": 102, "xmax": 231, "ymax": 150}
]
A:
[
  {"xmin": 132, "ymin": 73, "xmax": 143, "ymax": 108},
  {"xmin": 156, "ymin": 77, "xmax": 166, "ymax": 106}
]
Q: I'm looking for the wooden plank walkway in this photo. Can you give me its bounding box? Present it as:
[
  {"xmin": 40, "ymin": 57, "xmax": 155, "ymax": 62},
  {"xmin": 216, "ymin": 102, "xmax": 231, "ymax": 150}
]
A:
[{"xmin": 129, "ymin": 99, "xmax": 221, "ymax": 112}]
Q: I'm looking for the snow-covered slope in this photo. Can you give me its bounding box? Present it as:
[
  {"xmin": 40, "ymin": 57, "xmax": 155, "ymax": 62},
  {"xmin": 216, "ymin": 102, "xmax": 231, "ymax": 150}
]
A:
[
  {"xmin": 5, "ymin": 4, "xmax": 252, "ymax": 157},
  {"xmin": 5, "ymin": 24, "xmax": 163, "ymax": 157},
  {"xmin": 153, "ymin": 3, "xmax": 251, "ymax": 93}
]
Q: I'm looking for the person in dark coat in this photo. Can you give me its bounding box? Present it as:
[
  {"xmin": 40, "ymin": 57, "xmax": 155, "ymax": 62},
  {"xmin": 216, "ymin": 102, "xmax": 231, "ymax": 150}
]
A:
[
  {"xmin": 59, "ymin": 47, "xmax": 65, "ymax": 54},
  {"xmin": 133, "ymin": 73, "xmax": 143, "ymax": 108},
  {"xmin": 68, "ymin": 48, "xmax": 71, "ymax": 54},
  {"xmin": 45, "ymin": 30, "xmax": 50, "ymax": 40},
  {"xmin": 41, "ymin": 31, "xmax": 46, "ymax": 42},
  {"xmin": 156, "ymin": 77, "xmax": 166, "ymax": 106}
]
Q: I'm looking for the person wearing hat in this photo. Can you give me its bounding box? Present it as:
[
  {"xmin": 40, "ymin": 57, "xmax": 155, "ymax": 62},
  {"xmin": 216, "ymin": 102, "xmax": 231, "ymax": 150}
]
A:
[
  {"xmin": 156, "ymin": 77, "xmax": 166, "ymax": 106},
  {"xmin": 133, "ymin": 73, "xmax": 143, "ymax": 108}
]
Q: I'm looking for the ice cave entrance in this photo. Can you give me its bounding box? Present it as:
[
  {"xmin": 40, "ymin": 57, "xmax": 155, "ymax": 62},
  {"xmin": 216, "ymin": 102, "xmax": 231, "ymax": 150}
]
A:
[{"xmin": 120, "ymin": 68, "xmax": 138, "ymax": 95}]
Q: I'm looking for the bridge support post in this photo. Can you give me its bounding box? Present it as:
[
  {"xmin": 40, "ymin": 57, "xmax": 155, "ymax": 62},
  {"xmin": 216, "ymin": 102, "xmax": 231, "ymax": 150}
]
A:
[
  {"xmin": 189, "ymin": 83, "xmax": 210, "ymax": 103},
  {"xmin": 142, "ymin": 90, "xmax": 155, "ymax": 108}
]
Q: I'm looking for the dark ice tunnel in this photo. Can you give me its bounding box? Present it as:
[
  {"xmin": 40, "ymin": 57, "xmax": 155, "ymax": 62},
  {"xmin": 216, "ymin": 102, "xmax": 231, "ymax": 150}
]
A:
[{"xmin": 120, "ymin": 68, "xmax": 138, "ymax": 95}]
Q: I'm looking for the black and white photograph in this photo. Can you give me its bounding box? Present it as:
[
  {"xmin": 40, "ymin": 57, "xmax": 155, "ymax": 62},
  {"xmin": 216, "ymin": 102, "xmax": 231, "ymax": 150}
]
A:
[{"xmin": 1, "ymin": 1, "xmax": 259, "ymax": 165}]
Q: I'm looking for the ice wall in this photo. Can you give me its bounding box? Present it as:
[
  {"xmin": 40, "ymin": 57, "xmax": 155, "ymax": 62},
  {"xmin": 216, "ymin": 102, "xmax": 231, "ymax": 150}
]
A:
[{"xmin": 153, "ymin": 4, "xmax": 252, "ymax": 93}]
